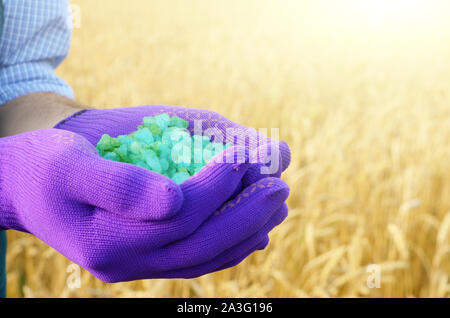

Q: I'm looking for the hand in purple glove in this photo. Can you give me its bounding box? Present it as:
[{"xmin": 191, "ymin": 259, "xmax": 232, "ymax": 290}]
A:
[
  {"xmin": 0, "ymin": 129, "xmax": 289, "ymax": 282},
  {"xmin": 55, "ymin": 105, "xmax": 291, "ymax": 186}
]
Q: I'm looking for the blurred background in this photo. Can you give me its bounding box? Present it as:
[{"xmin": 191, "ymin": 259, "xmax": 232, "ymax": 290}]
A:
[{"xmin": 6, "ymin": 0, "xmax": 450, "ymax": 297}]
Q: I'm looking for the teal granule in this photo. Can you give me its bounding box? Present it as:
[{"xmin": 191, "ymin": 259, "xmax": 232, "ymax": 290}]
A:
[{"xmin": 96, "ymin": 114, "xmax": 231, "ymax": 184}]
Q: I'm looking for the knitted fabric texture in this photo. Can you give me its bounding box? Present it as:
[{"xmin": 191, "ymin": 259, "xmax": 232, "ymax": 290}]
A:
[
  {"xmin": 0, "ymin": 126, "xmax": 290, "ymax": 282},
  {"xmin": 55, "ymin": 105, "xmax": 291, "ymax": 188}
]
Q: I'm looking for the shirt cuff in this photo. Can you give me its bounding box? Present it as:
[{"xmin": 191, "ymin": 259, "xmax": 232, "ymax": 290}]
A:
[{"xmin": 0, "ymin": 60, "xmax": 74, "ymax": 105}]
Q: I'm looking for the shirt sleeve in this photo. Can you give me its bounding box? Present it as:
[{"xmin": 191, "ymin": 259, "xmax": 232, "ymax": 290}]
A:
[{"xmin": 0, "ymin": 0, "xmax": 75, "ymax": 105}]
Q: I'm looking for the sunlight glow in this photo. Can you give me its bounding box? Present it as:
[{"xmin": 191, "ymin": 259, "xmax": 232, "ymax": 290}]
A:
[{"xmin": 344, "ymin": 0, "xmax": 436, "ymax": 29}]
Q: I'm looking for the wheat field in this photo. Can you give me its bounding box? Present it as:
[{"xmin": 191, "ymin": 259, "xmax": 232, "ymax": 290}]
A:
[{"xmin": 5, "ymin": 0, "xmax": 450, "ymax": 297}]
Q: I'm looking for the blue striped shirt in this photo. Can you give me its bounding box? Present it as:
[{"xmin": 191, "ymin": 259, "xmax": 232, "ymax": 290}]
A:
[
  {"xmin": 0, "ymin": 0, "xmax": 75, "ymax": 298},
  {"xmin": 0, "ymin": 0, "xmax": 4, "ymax": 299},
  {"xmin": 0, "ymin": 0, "xmax": 74, "ymax": 105}
]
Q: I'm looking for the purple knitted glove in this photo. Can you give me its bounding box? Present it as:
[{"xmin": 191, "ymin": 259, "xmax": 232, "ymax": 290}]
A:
[
  {"xmin": 0, "ymin": 129, "xmax": 289, "ymax": 282},
  {"xmin": 55, "ymin": 105, "xmax": 291, "ymax": 186}
]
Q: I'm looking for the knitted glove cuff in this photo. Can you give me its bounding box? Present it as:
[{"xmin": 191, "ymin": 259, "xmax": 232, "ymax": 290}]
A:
[
  {"xmin": 54, "ymin": 108, "xmax": 149, "ymax": 143},
  {"xmin": 0, "ymin": 137, "xmax": 27, "ymax": 232},
  {"xmin": 54, "ymin": 108, "xmax": 90, "ymax": 129}
]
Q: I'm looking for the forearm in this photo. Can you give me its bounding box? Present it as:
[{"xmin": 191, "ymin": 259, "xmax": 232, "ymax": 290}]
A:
[
  {"xmin": 0, "ymin": 93, "xmax": 83, "ymax": 137},
  {"xmin": 0, "ymin": 93, "xmax": 82, "ymax": 228}
]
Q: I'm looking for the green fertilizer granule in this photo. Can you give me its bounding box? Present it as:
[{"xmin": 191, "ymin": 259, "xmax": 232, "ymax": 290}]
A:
[{"xmin": 96, "ymin": 114, "xmax": 231, "ymax": 184}]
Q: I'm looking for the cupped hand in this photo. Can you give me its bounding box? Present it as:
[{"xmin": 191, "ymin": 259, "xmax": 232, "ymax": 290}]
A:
[
  {"xmin": 55, "ymin": 105, "xmax": 291, "ymax": 185},
  {"xmin": 0, "ymin": 129, "xmax": 289, "ymax": 282}
]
